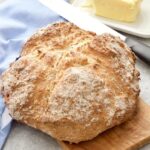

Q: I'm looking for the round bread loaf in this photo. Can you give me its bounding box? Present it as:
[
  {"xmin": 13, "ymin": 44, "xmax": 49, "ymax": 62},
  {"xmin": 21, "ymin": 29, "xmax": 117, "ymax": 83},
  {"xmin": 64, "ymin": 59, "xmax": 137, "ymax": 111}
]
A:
[{"xmin": 0, "ymin": 22, "xmax": 140, "ymax": 143}]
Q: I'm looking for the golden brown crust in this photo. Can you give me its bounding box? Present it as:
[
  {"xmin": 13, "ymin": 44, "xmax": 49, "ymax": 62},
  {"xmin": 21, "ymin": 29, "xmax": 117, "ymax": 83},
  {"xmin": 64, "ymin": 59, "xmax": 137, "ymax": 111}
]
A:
[{"xmin": 0, "ymin": 22, "xmax": 140, "ymax": 143}]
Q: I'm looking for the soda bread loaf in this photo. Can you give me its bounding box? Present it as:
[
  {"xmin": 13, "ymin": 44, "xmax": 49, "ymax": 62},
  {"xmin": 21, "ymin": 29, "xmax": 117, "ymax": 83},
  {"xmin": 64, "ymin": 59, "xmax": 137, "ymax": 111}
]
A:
[{"xmin": 0, "ymin": 22, "xmax": 140, "ymax": 143}]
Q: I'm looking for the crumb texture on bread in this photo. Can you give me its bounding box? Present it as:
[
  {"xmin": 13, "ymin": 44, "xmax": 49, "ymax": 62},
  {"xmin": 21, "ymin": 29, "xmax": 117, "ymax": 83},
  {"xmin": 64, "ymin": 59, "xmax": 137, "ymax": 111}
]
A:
[{"xmin": 0, "ymin": 22, "xmax": 140, "ymax": 143}]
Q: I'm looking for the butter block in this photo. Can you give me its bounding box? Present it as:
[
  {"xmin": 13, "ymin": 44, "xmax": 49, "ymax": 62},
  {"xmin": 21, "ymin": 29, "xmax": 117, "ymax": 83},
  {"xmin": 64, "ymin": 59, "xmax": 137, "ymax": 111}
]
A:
[{"xmin": 87, "ymin": 0, "xmax": 142, "ymax": 22}]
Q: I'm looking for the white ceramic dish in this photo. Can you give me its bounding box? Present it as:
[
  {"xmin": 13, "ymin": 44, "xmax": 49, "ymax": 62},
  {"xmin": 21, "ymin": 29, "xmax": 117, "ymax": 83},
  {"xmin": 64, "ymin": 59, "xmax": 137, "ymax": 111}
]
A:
[{"xmin": 72, "ymin": 0, "xmax": 150, "ymax": 38}]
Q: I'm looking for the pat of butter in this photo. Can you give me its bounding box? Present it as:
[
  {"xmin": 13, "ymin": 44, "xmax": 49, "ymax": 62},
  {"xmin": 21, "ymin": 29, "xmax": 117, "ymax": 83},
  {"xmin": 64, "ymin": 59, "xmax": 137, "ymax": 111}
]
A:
[{"xmin": 86, "ymin": 0, "xmax": 142, "ymax": 22}]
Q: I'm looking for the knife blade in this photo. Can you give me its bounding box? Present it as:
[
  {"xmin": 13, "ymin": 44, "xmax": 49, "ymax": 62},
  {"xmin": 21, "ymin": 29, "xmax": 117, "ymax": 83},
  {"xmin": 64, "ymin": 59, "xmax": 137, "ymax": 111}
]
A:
[{"xmin": 39, "ymin": 0, "xmax": 150, "ymax": 65}]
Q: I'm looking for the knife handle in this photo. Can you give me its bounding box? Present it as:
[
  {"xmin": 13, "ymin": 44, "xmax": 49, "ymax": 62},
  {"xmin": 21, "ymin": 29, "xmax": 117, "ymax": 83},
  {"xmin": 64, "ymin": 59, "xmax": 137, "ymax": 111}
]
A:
[{"xmin": 125, "ymin": 38, "xmax": 150, "ymax": 65}]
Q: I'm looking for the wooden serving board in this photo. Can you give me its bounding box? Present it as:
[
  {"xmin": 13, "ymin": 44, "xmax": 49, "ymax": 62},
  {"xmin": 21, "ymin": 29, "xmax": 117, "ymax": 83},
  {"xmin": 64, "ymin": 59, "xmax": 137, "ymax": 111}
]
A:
[{"xmin": 58, "ymin": 99, "xmax": 150, "ymax": 150}]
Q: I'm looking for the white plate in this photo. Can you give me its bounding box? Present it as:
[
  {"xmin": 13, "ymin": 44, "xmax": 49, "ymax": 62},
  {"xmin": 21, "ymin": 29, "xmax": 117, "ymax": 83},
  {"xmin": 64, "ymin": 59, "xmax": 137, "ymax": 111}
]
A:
[{"xmin": 72, "ymin": 0, "xmax": 150, "ymax": 38}]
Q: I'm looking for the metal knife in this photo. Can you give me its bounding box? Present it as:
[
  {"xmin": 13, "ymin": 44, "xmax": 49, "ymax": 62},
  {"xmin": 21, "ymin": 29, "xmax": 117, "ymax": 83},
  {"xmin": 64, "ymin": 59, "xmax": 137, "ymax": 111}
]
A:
[{"xmin": 39, "ymin": 0, "xmax": 150, "ymax": 65}]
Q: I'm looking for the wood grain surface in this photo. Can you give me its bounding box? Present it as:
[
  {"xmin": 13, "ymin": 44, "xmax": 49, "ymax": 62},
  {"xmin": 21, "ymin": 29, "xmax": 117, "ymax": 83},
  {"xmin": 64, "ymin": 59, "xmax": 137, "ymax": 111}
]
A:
[{"xmin": 58, "ymin": 99, "xmax": 150, "ymax": 150}]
